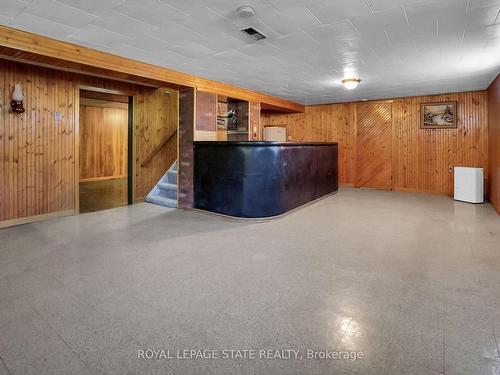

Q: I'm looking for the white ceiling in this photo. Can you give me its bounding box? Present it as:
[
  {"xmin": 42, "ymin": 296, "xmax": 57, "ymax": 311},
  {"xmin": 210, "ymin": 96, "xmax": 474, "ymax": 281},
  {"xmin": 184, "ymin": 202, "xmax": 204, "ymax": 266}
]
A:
[{"xmin": 1, "ymin": 0, "xmax": 500, "ymax": 104}]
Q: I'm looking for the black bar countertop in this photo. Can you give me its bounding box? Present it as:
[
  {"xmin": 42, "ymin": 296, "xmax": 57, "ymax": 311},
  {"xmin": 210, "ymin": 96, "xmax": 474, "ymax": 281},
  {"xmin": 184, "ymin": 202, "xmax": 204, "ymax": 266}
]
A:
[
  {"xmin": 193, "ymin": 141, "xmax": 338, "ymax": 218},
  {"xmin": 194, "ymin": 141, "xmax": 338, "ymax": 147}
]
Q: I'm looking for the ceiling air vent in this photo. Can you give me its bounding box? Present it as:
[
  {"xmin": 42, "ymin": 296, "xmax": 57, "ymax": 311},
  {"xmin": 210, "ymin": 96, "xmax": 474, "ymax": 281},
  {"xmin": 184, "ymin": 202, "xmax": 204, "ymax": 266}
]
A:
[{"xmin": 241, "ymin": 27, "xmax": 267, "ymax": 41}]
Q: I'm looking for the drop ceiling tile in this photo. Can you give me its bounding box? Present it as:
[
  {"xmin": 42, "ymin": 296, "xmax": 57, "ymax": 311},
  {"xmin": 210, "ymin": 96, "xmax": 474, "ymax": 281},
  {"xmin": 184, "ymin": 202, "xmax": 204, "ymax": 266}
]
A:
[
  {"xmin": 158, "ymin": 0, "xmax": 205, "ymax": 16},
  {"xmin": 91, "ymin": 11, "xmax": 158, "ymax": 38},
  {"xmin": 465, "ymin": 5, "xmax": 500, "ymax": 28},
  {"xmin": 304, "ymin": 19, "xmax": 360, "ymax": 48},
  {"xmin": 24, "ymin": 0, "xmax": 97, "ymax": 28},
  {"xmin": 385, "ymin": 22, "xmax": 437, "ymax": 44},
  {"xmin": 69, "ymin": 24, "xmax": 132, "ymax": 48},
  {"xmin": 55, "ymin": 0, "xmax": 123, "ymax": 16},
  {"xmin": 370, "ymin": 0, "xmax": 424, "ymax": 12},
  {"xmin": 2, "ymin": 0, "xmax": 499, "ymax": 104},
  {"xmin": 9, "ymin": 11, "xmax": 77, "ymax": 38},
  {"xmin": 0, "ymin": 15, "xmax": 11, "ymax": 24},
  {"xmin": 172, "ymin": 42, "xmax": 217, "ymax": 59},
  {"xmin": 148, "ymin": 21, "xmax": 206, "ymax": 45},
  {"xmin": 468, "ymin": 0, "xmax": 500, "ymax": 10},
  {"xmin": 112, "ymin": 43, "xmax": 166, "ymax": 63},
  {"xmin": 125, "ymin": 35, "xmax": 180, "ymax": 53},
  {"xmin": 257, "ymin": 6, "xmax": 323, "ymax": 36},
  {"xmin": 114, "ymin": 0, "xmax": 187, "ymax": 27},
  {"xmin": 307, "ymin": 0, "xmax": 371, "ymax": 24},
  {"xmin": 0, "ymin": 0, "xmax": 26, "ymax": 18},
  {"xmin": 464, "ymin": 23, "xmax": 500, "ymax": 40}
]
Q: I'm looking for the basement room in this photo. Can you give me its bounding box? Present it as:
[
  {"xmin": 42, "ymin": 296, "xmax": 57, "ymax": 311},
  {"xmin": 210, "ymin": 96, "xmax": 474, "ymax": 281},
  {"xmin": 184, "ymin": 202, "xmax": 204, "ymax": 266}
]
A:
[{"xmin": 0, "ymin": 0, "xmax": 499, "ymax": 374}]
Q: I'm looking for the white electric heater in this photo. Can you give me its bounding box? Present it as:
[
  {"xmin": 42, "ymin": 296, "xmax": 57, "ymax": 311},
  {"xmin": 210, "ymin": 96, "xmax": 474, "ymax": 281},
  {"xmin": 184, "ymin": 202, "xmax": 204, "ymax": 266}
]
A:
[{"xmin": 454, "ymin": 167, "xmax": 484, "ymax": 203}]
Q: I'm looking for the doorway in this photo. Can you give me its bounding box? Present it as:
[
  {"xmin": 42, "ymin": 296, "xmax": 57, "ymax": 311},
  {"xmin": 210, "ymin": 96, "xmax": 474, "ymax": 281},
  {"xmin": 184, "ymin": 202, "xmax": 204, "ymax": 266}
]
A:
[
  {"xmin": 78, "ymin": 89, "xmax": 133, "ymax": 213},
  {"xmin": 356, "ymin": 102, "xmax": 393, "ymax": 190}
]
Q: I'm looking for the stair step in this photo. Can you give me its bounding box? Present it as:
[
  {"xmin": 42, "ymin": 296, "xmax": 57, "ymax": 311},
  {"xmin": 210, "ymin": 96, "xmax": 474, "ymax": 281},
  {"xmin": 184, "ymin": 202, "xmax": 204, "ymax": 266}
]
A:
[
  {"xmin": 146, "ymin": 160, "xmax": 178, "ymax": 208},
  {"xmin": 166, "ymin": 170, "xmax": 177, "ymax": 184},
  {"xmin": 156, "ymin": 185, "xmax": 177, "ymax": 199},
  {"xmin": 146, "ymin": 195, "xmax": 177, "ymax": 208},
  {"xmin": 158, "ymin": 182, "xmax": 177, "ymax": 191}
]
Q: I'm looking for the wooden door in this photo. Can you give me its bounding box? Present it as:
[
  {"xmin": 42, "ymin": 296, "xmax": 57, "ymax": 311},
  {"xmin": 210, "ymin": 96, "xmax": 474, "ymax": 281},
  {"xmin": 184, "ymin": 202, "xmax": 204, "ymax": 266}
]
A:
[
  {"xmin": 79, "ymin": 103, "xmax": 128, "ymax": 181},
  {"xmin": 356, "ymin": 102, "xmax": 393, "ymax": 190}
]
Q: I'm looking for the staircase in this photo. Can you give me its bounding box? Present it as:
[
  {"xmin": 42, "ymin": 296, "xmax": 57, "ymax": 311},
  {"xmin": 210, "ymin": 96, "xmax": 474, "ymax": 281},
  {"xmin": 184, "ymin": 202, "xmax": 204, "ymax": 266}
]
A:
[{"xmin": 145, "ymin": 161, "xmax": 177, "ymax": 208}]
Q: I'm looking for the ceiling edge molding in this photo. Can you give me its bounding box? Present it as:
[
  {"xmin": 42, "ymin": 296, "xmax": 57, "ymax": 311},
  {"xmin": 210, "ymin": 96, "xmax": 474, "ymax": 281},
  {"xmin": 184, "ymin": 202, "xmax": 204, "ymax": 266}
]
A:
[{"xmin": 0, "ymin": 25, "xmax": 304, "ymax": 113}]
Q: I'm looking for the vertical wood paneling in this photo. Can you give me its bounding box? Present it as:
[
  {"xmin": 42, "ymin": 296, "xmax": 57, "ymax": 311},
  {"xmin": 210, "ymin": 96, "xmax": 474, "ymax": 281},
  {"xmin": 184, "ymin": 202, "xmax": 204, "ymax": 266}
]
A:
[
  {"xmin": 134, "ymin": 87, "xmax": 178, "ymax": 201},
  {"xmin": 0, "ymin": 60, "xmax": 179, "ymax": 224},
  {"xmin": 79, "ymin": 105, "xmax": 128, "ymax": 180},
  {"xmin": 488, "ymin": 75, "xmax": 500, "ymax": 214},
  {"xmin": 392, "ymin": 92, "xmax": 488, "ymax": 195},
  {"xmin": 0, "ymin": 62, "xmax": 76, "ymax": 222},
  {"xmin": 262, "ymin": 91, "xmax": 488, "ymax": 196},
  {"xmin": 261, "ymin": 103, "xmax": 357, "ymax": 186}
]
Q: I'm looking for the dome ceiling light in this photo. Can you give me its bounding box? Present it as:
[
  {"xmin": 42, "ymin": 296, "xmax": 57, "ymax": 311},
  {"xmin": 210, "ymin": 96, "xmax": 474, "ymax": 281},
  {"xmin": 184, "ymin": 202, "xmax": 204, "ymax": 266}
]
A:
[
  {"xmin": 237, "ymin": 6, "xmax": 255, "ymax": 18},
  {"xmin": 341, "ymin": 78, "xmax": 361, "ymax": 90}
]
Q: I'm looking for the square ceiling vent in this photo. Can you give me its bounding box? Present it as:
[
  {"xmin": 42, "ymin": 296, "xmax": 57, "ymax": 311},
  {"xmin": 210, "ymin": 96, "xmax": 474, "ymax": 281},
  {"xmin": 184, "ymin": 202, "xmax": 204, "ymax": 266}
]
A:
[{"xmin": 241, "ymin": 27, "xmax": 267, "ymax": 41}]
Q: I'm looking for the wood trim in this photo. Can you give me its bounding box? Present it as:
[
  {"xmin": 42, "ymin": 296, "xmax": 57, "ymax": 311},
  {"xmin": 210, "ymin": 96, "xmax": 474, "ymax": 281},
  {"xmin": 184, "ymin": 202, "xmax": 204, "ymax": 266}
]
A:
[
  {"xmin": 79, "ymin": 175, "xmax": 127, "ymax": 183},
  {"xmin": 75, "ymin": 88, "xmax": 81, "ymax": 214},
  {"xmin": 140, "ymin": 128, "xmax": 177, "ymax": 167},
  {"xmin": 80, "ymin": 97, "xmax": 129, "ymax": 109},
  {"xmin": 488, "ymin": 74, "xmax": 500, "ymax": 214},
  {"xmin": 393, "ymin": 187, "xmax": 455, "ymax": 196},
  {"xmin": 0, "ymin": 210, "xmax": 74, "ymax": 229},
  {"xmin": 0, "ymin": 25, "xmax": 304, "ymax": 113},
  {"xmin": 80, "ymin": 89, "xmax": 129, "ymax": 103}
]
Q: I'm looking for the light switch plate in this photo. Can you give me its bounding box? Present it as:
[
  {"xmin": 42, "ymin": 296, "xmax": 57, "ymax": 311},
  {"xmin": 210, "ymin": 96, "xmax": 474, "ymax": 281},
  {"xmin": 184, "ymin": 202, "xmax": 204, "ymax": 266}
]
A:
[{"xmin": 53, "ymin": 111, "xmax": 62, "ymax": 121}]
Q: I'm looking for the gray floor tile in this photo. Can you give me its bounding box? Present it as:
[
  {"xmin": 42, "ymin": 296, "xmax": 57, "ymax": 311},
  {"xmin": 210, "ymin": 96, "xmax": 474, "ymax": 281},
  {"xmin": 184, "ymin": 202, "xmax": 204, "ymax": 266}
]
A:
[{"xmin": 0, "ymin": 188, "xmax": 499, "ymax": 374}]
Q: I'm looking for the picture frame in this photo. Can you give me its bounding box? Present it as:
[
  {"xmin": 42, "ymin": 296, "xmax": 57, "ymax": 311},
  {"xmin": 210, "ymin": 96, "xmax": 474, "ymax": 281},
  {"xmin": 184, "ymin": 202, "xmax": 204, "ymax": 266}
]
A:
[{"xmin": 421, "ymin": 102, "xmax": 457, "ymax": 129}]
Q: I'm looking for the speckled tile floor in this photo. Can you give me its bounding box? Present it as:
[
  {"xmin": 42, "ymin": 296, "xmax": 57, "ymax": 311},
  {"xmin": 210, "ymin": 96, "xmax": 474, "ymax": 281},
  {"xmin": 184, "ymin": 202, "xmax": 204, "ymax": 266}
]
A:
[{"xmin": 0, "ymin": 188, "xmax": 499, "ymax": 375}]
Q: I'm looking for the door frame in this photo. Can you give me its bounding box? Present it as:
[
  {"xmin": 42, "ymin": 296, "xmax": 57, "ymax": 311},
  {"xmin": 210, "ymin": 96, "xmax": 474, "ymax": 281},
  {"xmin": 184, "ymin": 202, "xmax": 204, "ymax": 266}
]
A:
[{"xmin": 75, "ymin": 86, "xmax": 134, "ymax": 213}]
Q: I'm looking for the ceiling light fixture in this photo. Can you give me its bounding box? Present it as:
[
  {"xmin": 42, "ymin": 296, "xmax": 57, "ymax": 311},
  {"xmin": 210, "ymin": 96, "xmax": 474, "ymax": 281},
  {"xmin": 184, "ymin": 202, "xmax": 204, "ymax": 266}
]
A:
[
  {"xmin": 237, "ymin": 6, "xmax": 255, "ymax": 18},
  {"xmin": 341, "ymin": 78, "xmax": 361, "ymax": 90}
]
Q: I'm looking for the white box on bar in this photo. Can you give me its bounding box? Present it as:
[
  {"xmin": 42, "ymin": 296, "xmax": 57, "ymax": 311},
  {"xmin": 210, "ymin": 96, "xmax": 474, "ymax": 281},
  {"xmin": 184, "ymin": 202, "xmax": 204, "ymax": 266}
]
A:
[
  {"xmin": 454, "ymin": 167, "xmax": 484, "ymax": 203},
  {"xmin": 263, "ymin": 127, "xmax": 286, "ymax": 142}
]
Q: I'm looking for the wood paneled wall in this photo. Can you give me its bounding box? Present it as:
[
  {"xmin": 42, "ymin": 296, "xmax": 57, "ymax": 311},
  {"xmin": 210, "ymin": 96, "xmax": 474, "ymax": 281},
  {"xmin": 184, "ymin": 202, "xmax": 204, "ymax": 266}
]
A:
[
  {"xmin": 356, "ymin": 102, "xmax": 393, "ymax": 190},
  {"xmin": 79, "ymin": 105, "xmax": 128, "ymax": 181},
  {"xmin": 262, "ymin": 91, "xmax": 489, "ymax": 196},
  {"xmin": 488, "ymin": 75, "xmax": 500, "ymax": 214},
  {"xmin": 262, "ymin": 103, "xmax": 357, "ymax": 185},
  {"xmin": 392, "ymin": 92, "xmax": 487, "ymax": 195},
  {"xmin": 0, "ymin": 59, "xmax": 178, "ymax": 224},
  {"xmin": 134, "ymin": 87, "xmax": 178, "ymax": 200}
]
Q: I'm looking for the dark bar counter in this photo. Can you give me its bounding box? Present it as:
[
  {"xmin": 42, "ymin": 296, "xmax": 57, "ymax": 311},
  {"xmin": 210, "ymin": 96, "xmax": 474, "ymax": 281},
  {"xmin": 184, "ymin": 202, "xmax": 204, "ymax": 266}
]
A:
[{"xmin": 193, "ymin": 141, "xmax": 338, "ymax": 218}]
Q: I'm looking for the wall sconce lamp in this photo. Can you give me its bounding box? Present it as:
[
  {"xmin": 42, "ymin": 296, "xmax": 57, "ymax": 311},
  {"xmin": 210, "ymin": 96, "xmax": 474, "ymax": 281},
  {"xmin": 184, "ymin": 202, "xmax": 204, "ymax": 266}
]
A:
[{"xmin": 10, "ymin": 84, "xmax": 25, "ymax": 117}]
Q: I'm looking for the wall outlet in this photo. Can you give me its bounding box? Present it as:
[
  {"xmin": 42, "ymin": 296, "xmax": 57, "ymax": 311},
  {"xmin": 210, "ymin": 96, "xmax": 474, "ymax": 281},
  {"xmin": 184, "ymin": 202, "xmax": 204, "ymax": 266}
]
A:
[{"xmin": 53, "ymin": 111, "xmax": 62, "ymax": 121}]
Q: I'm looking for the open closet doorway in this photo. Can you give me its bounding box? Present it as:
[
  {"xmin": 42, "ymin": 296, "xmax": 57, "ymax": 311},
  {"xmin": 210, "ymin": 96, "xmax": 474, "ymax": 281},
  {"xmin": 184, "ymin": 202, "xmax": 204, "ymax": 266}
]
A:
[{"xmin": 78, "ymin": 89, "xmax": 133, "ymax": 213}]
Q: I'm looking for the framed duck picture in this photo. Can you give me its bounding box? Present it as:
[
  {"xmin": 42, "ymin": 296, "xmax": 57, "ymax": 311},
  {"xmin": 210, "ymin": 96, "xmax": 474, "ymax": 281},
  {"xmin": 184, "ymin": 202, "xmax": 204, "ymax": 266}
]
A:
[{"xmin": 421, "ymin": 102, "xmax": 457, "ymax": 129}]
